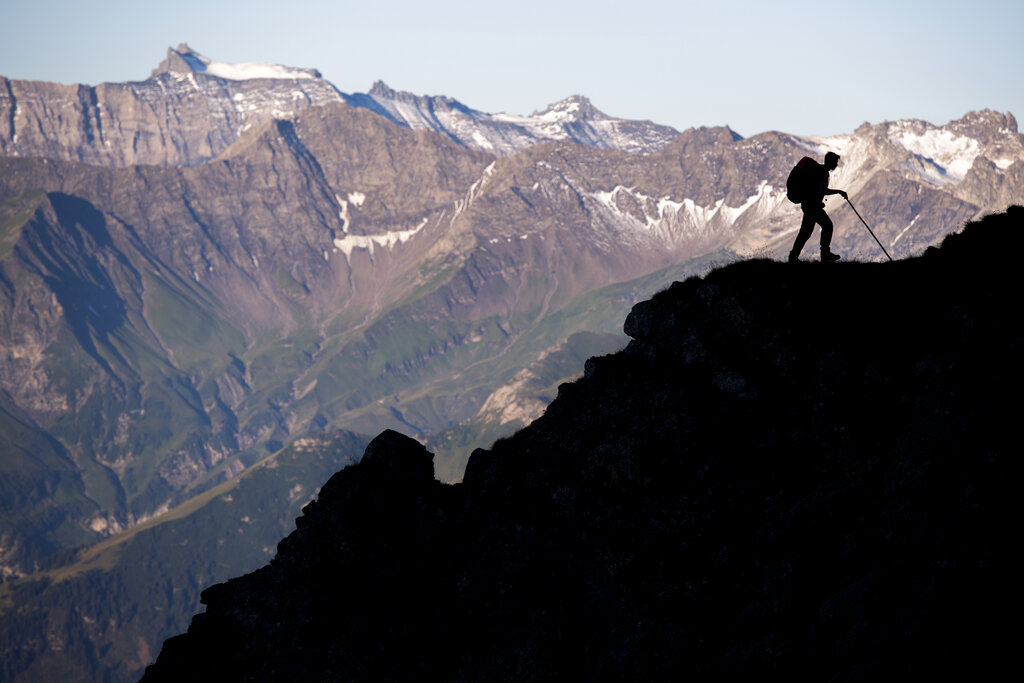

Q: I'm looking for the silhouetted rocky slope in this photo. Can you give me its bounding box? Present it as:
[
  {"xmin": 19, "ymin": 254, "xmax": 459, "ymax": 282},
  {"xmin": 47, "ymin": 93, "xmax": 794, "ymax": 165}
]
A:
[{"xmin": 143, "ymin": 207, "xmax": 1022, "ymax": 681}]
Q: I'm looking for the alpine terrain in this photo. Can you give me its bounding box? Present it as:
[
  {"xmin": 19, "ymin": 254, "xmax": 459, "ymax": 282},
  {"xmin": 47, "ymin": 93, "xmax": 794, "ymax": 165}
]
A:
[
  {"xmin": 0, "ymin": 45, "xmax": 1022, "ymax": 680},
  {"xmin": 144, "ymin": 208, "xmax": 1021, "ymax": 680}
]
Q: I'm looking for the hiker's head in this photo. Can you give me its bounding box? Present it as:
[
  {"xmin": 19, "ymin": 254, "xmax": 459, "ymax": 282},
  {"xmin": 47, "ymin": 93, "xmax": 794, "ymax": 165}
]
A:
[{"xmin": 824, "ymin": 152, "xmax": 840, "ymax": 170}]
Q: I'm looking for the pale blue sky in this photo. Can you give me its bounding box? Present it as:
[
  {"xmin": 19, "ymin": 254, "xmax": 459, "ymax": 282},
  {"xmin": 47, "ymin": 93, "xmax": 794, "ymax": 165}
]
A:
[{"xmin": 1, "ymin": 0, "xmax": 1021, "ymax": 137}]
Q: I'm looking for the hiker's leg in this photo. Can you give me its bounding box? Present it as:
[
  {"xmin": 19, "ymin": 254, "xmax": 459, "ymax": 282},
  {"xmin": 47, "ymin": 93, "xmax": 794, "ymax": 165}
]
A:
[
  {"xmin": 817, "ymin": 210, "xmax": 834, "ymax": 253},
  {"xmin": 791, "ymin": 208, "xmax": 816, "ymax": 259}
]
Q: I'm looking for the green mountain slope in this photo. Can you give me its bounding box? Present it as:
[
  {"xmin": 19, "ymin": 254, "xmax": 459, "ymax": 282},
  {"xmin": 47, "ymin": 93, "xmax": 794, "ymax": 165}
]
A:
[{"xmin": 0, "ymin": 431, "xmax": 368, "ymax": 682}]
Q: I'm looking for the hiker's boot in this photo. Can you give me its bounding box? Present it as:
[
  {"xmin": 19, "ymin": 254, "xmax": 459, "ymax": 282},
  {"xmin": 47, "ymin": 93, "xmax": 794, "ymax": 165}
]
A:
[
  {"xmin": 821, "ymin": 250, "xmax": 841, "ymax": 263},
  {"xmin": 788, "ymin": 250, "xmax": 800, "ymax": 263}
]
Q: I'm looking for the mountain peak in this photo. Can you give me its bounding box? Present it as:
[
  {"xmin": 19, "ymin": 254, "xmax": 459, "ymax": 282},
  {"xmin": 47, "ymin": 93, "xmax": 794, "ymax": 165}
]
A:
[
  {"xmin": 368, "ymin": 80, "xmax": 397, "ymax": 98},
  {"xmin": 149, "ymin": 44, "xmax": 322, "ymax": 81},
  {"xmin": 947, "ymin": 108, "xmax": 1020, "ymax": 141},
  {"xmin": 534, "ymin": 94, "xmax": 604, "ymax": 121},
  {"xmin": 364, "ymin": 80, "xmax": 471, "ymax": 115},
  {"xmin": 149, "ymin": 43, "xmax": 199, "ymax": 77}
]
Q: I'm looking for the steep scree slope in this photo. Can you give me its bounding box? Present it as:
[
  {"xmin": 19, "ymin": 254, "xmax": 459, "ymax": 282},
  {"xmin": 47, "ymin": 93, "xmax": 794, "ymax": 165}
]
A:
[{"xmin": 145, "ymin": 206, "xmax": 1020, "ymax": 680}]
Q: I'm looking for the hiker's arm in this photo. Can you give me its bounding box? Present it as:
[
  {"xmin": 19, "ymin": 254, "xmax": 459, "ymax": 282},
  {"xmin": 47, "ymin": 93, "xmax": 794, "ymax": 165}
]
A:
[{"xmin": 825, "ymin": 188, "xmax": 848, "ymax": 199}]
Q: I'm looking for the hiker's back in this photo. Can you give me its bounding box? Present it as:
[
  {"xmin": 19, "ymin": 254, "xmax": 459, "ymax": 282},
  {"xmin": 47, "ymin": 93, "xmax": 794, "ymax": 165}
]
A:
[{"xmin": 787, "ymin": 157, "xmax": 824, "ymax": 205}]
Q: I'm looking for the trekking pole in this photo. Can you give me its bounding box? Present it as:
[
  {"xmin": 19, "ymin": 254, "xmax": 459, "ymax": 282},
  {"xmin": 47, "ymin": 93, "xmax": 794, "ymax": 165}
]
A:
[{"xmin": 845, "ymin": 197, "xmax": 893, "ymax": 262}]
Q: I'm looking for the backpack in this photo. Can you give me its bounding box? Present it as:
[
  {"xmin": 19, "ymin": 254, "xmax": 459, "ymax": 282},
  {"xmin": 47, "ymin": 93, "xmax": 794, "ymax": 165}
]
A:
[{"xmin": 786, "ymin": 156, "xmax": 819, "ymax": 204}]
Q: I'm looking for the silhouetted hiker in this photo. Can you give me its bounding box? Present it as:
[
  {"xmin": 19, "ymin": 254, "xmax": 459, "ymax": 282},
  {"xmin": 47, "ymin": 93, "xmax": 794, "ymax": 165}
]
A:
[{"xmin": 786, "ymin": 152, "xmax": 848, "ymax": 262}]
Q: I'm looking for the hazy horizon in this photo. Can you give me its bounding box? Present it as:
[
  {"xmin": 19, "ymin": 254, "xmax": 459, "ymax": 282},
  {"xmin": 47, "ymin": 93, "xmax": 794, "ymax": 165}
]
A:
[{"xmin": 1, "ymin": 0, "xmax": 1022, "ymax": 139}]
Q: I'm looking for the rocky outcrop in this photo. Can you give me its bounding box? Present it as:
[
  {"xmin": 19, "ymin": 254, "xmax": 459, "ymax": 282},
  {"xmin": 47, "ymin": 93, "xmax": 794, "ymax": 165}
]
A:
[
  {"xmin": 0, "ymin": 46, "xmax": 344, "ymax": 167},
  {"xmin": 143, "ymin": 207, "xmax": 1022, "ymax": 681}
]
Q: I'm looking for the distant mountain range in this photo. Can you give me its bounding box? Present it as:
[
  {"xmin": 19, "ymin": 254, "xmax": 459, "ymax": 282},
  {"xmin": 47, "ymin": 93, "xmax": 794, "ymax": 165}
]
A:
[
  {"xmin": 1, "ymin": 43, "xmax": 679, "ymax": 166},
  {"xmin": 0, "ymin": 44, "xmax": 1022, "ymax": 681}
]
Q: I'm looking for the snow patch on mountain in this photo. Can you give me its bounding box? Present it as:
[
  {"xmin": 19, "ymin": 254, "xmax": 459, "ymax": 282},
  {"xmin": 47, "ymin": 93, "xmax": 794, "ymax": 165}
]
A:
[
  {"xmin": 892, "ymin": 215, "xmax": 920, "ymax": 248},
  {"xmin": 333, "ymin": 217, "xmax": 430, "ymax": 261},
  {"xmin": 889, "ymin": 124, "xmax": 981, "ymax": 182},
  {"xmin": 451, "ymin": 162, "xmax": 497, "ymax": 226},
  {"xmin": 587, "ymin": 181, "xmax": 785, "ymax": 249},
  {"xmin": 176, "ymin": 47, "xmax": 319, "ymax": 81},
  {"xmin": 804, "ymin": 113, "xmax": 1024, "ymax": 191},
  {"xmin": 335, "ymin": 195, "xmax": 351, "ymax": 230}
]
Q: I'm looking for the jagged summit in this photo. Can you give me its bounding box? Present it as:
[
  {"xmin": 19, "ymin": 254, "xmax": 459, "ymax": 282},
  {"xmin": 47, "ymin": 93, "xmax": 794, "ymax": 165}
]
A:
[
  {"xmin": 363, "ymin": 79, "xmax": 471, "ymax": 113},
  {"xmin": 143, "ymin": 207, "xmax": 1022, "ymax": 681},
  {"xmin": 354, "ymin": 82, "xmax": 680, "ymax": 154},
  {"xmin": 148, "ymin": 43, "xmax": 195, "ymax": 77},
  {"xmin": 367, "ymin": 79, "xmax": 396, "ymax": 98},
  {"xmin": 947, "ymin": 108, "xmax": 1019, "ymax": 139},
  {"xmin": 533, "ymin": 94, "xmax": 603, "ymax": 120},
  {"xmin": 811, "ymin": 107, "xmax": 1024, "ymax": 197},
  {"xmin": 149, "ymin": 43, "xmax": 323, "ymax": 80}
]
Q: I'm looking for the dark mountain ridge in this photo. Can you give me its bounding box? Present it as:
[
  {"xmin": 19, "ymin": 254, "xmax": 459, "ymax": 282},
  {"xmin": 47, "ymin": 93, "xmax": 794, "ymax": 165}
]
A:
[{"xmin": 143, "ymin": 207, "xmax": 1021, "ymax": 680}]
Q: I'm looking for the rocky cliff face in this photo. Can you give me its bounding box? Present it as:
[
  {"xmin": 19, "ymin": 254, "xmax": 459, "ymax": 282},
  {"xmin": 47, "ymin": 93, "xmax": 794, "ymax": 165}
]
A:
[
  {"xmin": 0, "ymin": 45, "xmax": 346, "ymax": 167},
  {"xmin": 142, "ymin": 207, "xmax": 1021, "ymax": 680}
]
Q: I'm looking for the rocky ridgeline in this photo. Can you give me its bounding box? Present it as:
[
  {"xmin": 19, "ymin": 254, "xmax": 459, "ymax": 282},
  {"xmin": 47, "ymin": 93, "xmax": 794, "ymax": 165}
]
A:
[
  {"xmin": 0, "ymin": 46, "xmax": 344, "ymax": 167},
  {"xmin": 143, "ymin": 207, "xmax": 1021, "ymax": 680},
  {"xmin": 0, "ymin": 44, "xmax": 678, "ymax": 167}
]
